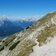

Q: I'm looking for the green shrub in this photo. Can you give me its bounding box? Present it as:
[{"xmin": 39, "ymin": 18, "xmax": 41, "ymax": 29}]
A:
[
  {"xmin": 9, "ymin": 41, "xmax": 20, "ymax": 50},
  {"xmin": 0, "ymin": 46, "xmax": 4, "ymax": 51}
]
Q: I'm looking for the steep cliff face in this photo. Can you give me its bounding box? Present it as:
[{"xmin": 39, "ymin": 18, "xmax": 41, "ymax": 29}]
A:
[{"xmin": 0, "ymin": 12, "xmax": 56, "ymax": 56}]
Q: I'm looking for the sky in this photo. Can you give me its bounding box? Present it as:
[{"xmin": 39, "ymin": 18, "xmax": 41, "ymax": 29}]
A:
[{"xmin": 0, "ymin": 0, "xmax": 56, "ymax": 19}]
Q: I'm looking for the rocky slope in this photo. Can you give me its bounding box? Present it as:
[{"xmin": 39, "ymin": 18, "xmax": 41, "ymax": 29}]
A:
[{"xmin": 0, "ymin": 12, "xmax": 56, "ymax": 56}]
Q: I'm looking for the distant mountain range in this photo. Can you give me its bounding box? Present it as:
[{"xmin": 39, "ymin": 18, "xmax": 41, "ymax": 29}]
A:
[{"xmin": 0, "ymin": 17, "xmax": 36, "ymax": 38}]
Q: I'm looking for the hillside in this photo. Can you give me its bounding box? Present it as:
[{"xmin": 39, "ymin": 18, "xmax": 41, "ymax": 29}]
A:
[{"xmin": 0, "ymin": 12, "xmax": 56, "ymax": 56}]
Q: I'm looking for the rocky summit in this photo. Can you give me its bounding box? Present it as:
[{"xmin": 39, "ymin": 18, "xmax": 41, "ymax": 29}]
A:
[{"xmin": 0, "ymin": 12, "xmax": 56, "ymax": 56}]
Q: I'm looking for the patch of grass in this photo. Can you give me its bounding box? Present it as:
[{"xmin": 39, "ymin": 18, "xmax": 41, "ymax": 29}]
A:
[
  {"xmin": 16, "ymin": 40, "xmax": 36, "ymax": 56},
  {"xmin": 3, "ymin": 35, "xmax": 16, "ymax": 46},
  {"xmin": 37, "ymin": 24, "xmax": 56, "ymax": 46}
]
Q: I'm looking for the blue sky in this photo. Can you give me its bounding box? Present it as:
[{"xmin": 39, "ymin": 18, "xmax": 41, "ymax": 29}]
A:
[{"xmin": 0, "ymin": 0, "xmax": 56, "ymax": 19}]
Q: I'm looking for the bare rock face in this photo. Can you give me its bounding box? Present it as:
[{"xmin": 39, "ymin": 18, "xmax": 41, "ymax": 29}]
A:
[{"xmin": 0, "ymin": 12, "xmax": 56, "ymax": 56}]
